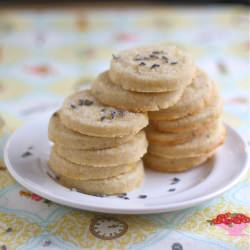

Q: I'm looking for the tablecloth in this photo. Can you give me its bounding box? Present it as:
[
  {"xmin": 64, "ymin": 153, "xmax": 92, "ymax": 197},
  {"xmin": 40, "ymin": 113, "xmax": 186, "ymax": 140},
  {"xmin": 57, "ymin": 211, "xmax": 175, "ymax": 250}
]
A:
[{"xmin": 0, "ymin": 6, "xmax": 249, "ymax": 250}]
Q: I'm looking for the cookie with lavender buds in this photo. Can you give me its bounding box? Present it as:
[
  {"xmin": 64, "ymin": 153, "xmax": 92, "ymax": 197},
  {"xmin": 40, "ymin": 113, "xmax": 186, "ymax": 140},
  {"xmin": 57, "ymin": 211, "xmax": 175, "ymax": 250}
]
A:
[
  {"xmin": 149, "ymin": 69, "xmax": 214, "ymax": 120},
  {"xmin": 109, "ymin": 45, "xmax": 195, "ymax": 92},
  {"xmin": 92, "ymin": 71, "xmax": 184, "ymax": 112},
  {"xmin": 49, "ymin": 112, "xmax": 134, "ymax": 150},
  {"xmin": 60, "ymin": 90, "xmax": 148, "ymax": 137},
  {"xmin": 151, "ymin": 90, "xmax": 222, "ymax": 133}
]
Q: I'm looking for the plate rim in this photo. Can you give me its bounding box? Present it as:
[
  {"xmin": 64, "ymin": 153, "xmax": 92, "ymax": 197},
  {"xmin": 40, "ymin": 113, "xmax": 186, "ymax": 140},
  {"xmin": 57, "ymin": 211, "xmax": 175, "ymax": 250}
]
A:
[{"xmin": 3, "ymin": 120, "xmax": 249, "ymax": 214}]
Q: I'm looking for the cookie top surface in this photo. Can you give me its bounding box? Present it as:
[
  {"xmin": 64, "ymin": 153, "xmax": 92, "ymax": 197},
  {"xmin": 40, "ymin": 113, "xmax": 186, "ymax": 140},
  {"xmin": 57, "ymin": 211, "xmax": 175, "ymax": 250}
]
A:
[
  {"xmin": 109, "ymin": 45, "xmax": 195, "ymax": 92},
  {"xmin": 151, "ymin": 86, "xmax": 222, "ymax": 131},
  {"xmin": 48, "ymin": 112, "xmax": 134, "ymax": 149},
  {"xmin": 60, "ymin": 90, "xmax": 148, "ymax": 137},
  {"xmin": 173, "ymin": 69, "xmax": 212, "ymax": 107},
  {"xmin": 149, "ymin": 79, "xmax": 218, "ymax": 121},
  {"xmin": 92, "ymin": 71, "xmax": 184, "ymax": 112}
]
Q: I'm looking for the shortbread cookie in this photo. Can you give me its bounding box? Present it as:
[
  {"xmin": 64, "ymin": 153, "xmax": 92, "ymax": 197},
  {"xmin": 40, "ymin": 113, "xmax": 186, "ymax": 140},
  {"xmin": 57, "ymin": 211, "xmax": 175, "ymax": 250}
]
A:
[
  {"xmin": 55, "ymin": 131, "xmax": 148, "ymax": 166},
  {"xmin": 144, "ymin": 152, "xmax": 214, "ymax": 173},
  {"xmin": 151, "ymin": 92, "xmax": 222, "ymax": 132},
  {"xmin": 92, "ymin": 71, "xmax": 184, "ymax": 112},
  {"xmin": 148, "ymin": 123, "xmax": 226, "ymax": 158},
  {"xmin": 146, "ymin": 119, "xmax": 219, "ymax": 146},
  {"xmin": 109, "ymin": 45, "xmax": 195, "ymax": 92},
  {"xmin": 92, "ymin": 71, "xmax": 183, "ymax": 112},
  {"xmin": 56, "ymin": 160, "xmax": 144, "ymax": 195},
  {"xmin": 149, "ymin": 69, "xmax": 214, "ymax": 120},
  {"xmin": 60, "ymin": 90, "xmax": 148, "ymax": 137},
  {"xmin": 49, "ymin": 112, "xmax": 134, "ymax": 150},
  {"xmin": 49, "ymin": 148, "xmax": 137, "ymax": 180}
]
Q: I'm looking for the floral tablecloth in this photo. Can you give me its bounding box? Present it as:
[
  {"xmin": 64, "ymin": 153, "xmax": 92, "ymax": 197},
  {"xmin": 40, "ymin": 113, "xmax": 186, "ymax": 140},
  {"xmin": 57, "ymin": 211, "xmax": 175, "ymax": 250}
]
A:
[{"xmin": 0, "ymin": 6, "xmax": 249, "ymax": 250}]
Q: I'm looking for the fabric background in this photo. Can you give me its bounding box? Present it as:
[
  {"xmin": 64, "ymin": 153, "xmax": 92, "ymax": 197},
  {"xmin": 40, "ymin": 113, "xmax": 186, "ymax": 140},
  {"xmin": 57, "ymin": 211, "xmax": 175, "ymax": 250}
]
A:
[{"xmin": 0, "ymin": 6, "xmax": 249, "ymax": 250}]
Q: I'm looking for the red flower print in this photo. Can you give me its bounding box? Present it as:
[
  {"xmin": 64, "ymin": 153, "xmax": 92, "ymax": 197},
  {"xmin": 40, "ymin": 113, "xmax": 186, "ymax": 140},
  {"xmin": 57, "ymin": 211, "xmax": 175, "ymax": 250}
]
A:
[
  {"xmin": 26, "ymin": 64, "xmax": 55, "ymax": 76},
  {"xmin": 208, "ymin": 212, "xmax": 250, "ymax": 236},
  {"xmin": 31, "ymin": 193, "xmax": 43, "ymax": 201},
  {"xmin": 115, "ymin": 33, "xmax": 138, "ymax": 42}
]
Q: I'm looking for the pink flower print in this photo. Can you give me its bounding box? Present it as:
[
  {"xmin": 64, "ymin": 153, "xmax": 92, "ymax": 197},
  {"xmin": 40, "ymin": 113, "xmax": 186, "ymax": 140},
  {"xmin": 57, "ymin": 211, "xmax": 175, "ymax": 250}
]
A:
[{"xmin": 31, "ymin": 193, "xmax": 43, "ymax": 201}]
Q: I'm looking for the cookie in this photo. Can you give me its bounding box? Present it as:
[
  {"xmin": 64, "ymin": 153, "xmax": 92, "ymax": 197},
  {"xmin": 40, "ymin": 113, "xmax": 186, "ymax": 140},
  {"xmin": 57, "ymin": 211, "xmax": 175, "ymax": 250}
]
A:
[
  {"xmin": 56, "ymin": 160, "xmax": 144, "ymax": 195},
  {"xmin": 143, "ymin": 152, "xmax": 214, "ymax": 173},
  {"xmin": 91, "ymin": 71, "xmax": 184, "ymax": 112},
  {"xmin": 149, "ymin": 69, "xmax": 214, "ymax": 120},
  {"xmin": 148, "ymin": 123, "xmax": 226, "ymax": 158},
  {"xmin": 151, "ymin": 91, "xmax": 222, "ymax": 133},
  {"xmin": 49, "ymin": 148, "xmax": 137, "ymax": 180},
  {"xmin": 49, "ymin": 112, "xmax": 134, "ymax": 150},
  {"xmin": 55, "ymin": 131, "xmax": 148, "ymax": 166},
  {"xmin": 60, "ymin": 90, "xmax": 148, "ymax": 137},
  {"xmin": 146, "ymin": 119, "xmax": 219, "ymax": 146},
  {"xmin": 109, "ymin": 45, "xmax": 195, "ymax": 92}
]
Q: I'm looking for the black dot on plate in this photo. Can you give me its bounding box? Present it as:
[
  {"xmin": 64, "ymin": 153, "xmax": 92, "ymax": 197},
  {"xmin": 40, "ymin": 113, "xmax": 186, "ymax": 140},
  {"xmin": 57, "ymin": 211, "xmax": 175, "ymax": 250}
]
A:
[
  {"xmin": 138, "ymin": 195, "xmax": 147, "ymax": 199},
  {"xmin": 92, "ymin": 194, "xmax": 106, "ymax": 197},
  {"xmin": 21, "ymin": 151, "xmax": 32, "ymax": 158},
  {"xmin": 117, "ymin": 193, "xmax": 127, "ymax": 198},
  {"xmin": 172, "ymin": 242, "xmax": 183, "ymax": 250},
  {"xmin": 43, "ymin": 240, "xmax": 52, "ymax": 247},
  {"xmin": 171, "ymin": 177, "xmax": 180, "ymax": 185},
  {"xmin": 168, "ymin": 188, "xmax": 176, "ymax": 192},
  {"xmin": 117, "ymin": 193, "xmax": 129, "ymax": 200}
]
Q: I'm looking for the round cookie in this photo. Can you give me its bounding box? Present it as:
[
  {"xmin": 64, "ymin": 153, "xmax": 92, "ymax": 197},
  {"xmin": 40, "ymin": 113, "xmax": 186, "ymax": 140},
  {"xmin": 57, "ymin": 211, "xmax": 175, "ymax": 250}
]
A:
[
  {"xmin": 109, "ymin": 45, "xmax": 195, "ymax": 92},
  {"xmin": 56, "ymin": 160, "xmax": 144, "ymax": 195},
  {"xmin": 149, "ymin": 69, "xmax": 214, "ymax": 120},
  {"xmin": 91, "ymin": 71, "xmax": 184, "ymax": 112},
  {"xmin": 143, "ymin": 152, "xmax": 214, "ymax": 173},
  {"xmin": 49, "ymin": 112, "xmax": 134, "ymax": 150},
  {"xmin": 49, "ymin": 148, "xmax": 137, "ymax": 180},
  {"xmin": 148, "ymin": 123, "xmax": 226, "ymax": 158},
  {"xmin": 151, "ymin": 92, "xmax": 222, "ymax": 133},
  {"xmin": 146, "ymin": 119, "xmax": 219, "ymax": 146},
  {"xmin": 55, "ymin": 131, "xmax": 148, "ymax": 166},
  {"xmin": 60, "ymin": 90, "xmax": 148, "ymax": 137}
]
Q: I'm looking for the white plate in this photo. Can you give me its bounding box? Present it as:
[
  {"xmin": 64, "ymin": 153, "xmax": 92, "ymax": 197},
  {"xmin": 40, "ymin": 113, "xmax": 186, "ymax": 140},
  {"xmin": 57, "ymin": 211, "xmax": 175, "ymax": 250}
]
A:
[{"xmin": 4, "ymin": 115, "xmax": 249, "ymax": 214}]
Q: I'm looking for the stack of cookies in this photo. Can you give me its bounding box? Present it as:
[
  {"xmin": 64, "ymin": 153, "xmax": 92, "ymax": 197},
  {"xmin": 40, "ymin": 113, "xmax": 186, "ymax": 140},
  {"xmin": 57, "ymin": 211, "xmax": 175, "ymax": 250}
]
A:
[
  {"xmin": 145, "ymin": 70, "xmax": 225, "ymax": 172},
  {"xmin": 48, "ymin": 44, "xmax": 226, "ymax": 195},
  {"xmin": 92, "ymin": 45, "xmax": 225, "ymax": 173},
  {"xmin": 48, "ymin": 90, "xmax": 148, "ymax": 195},
  {"xmin": 92, "ymin": 46, "xmax": 192, "ymax": 113}
]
